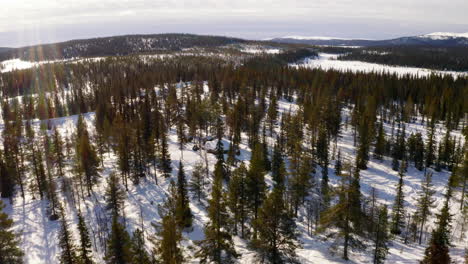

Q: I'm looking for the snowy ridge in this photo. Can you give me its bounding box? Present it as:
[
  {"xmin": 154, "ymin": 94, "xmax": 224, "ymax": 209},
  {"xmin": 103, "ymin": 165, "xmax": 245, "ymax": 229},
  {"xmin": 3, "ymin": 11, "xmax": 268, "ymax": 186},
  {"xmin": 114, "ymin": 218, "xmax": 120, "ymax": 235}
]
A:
[{"xmin": 420, "ymin": 32, "xmax": 468, "ymax": 40}]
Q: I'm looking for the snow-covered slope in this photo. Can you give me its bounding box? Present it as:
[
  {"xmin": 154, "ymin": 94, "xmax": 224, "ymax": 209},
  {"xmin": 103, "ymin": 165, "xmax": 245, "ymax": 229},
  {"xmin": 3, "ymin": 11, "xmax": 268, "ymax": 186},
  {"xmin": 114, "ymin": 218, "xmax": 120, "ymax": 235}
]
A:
[
  {"xmin": 1, "ymin": 81, "xmax": 466, "ymax": 263},
  {"xmin": 419, "ymin": 32, "xmax": 468, "ymax": 40}
]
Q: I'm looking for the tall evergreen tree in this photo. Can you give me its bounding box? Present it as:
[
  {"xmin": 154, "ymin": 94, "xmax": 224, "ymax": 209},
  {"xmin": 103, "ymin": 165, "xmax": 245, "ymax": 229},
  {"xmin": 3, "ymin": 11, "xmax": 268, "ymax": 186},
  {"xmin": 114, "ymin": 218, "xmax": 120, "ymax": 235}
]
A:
[
  {"xmin": 196, "ymin": 169, "xmax": 238, "ymax": 263},
  {"xmin": 76, "ymin": 212, "xmax": 94, "ymax": 264},
  {"xmin": 0, "ymin": 200, "xmax": 24, "ymax": 264},
  {"xmin": 131, "ymin": 229, "xmax": 151, "ymax": 264},
  {"xmin": 421, "ymin": 186, "xmax": 453, "ymax": 264},
  {"xmin": 415, "ymin": 172, "xmax": 436, "ymax": 244},
  {"xmin": 373, "ymin": 205, "xmax": 389, "ymax": 264},
  {"xmin": 252, "ymin": 186, "xmax": 300, "ymax": 264},
  {"xmin": 175, "ymin": 161, "xmax": 192, "ymax": 229},
  {"xmin": 391, "ymin": 163, "xmax": 407, "ymax": 235},
  {"xmin": 105, "ymin": 216, "xmax": 133, "ymax": 264},
  {"xmin": 58, "ymin": 209, "xmax": 79, "ymax": 264}
]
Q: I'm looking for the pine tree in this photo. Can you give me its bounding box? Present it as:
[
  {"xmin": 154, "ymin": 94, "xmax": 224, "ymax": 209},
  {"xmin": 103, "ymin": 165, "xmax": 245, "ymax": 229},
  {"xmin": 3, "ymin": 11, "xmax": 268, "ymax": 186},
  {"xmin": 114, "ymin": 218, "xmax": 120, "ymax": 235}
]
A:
[
  {"xmin": 227, "ymin": 163, "xmax": 248, "ymax": 237},
  {"xmin": 189, "ymin": 162, "xmax": 206, "ymax": 203},
  {"xmin": 159, "ymin": 130, "xmax": 172, "ymax": 178},
  {"xmin": 153, "ymin": 180, "xmax": 185, "ymax": 264},
  {"xmin": 373, "ymin": 205, "xmax": 389, "ymax": 264},
  {"xmin": 421, "ymin": 186, "xmax": 453, "ymax": 264},
  {"xmin": 76, "ymin": 212, "xmax": 94, "ymax": 264},
  {"xmin": 196, "ymin": 170, "xmax": 238, "ymax": 263},
  {"xmin": 76, "ymin": 115, "xmax": 100, "ymax": 196},
  {"xmin": 131, "ymin": 229, "xmax": 151, "ymax": 264},
  {"xmin": 391, "ymin": 163, "xmax": 406, "ymax": 235},
  {"xmin": 252, "ymin": 186, "xmax": 300, "ymax": 264},
  {"xmin": 320, "ymin": 162, "xmax": 361, "ymax": 260},
  {"xmin": 246, "ymin": 143, "xmax": 267, "ymax": 236},
  {"xmin": 425, "ymin": 120, "xmax": 436, "ymax": 168},
  {"xmin": 374, "ymin": 121, "xmax": 386, "ymax": 160},
  {"xmin": 105, "ymin": 173, "xmax": 125, "ymax": 218},
  {"xmin": 415, "ymin": 172, "xmax": 436, "ymax": 244},
  {"xmin": 175, "ymin": 161, "xmax": 192, "ymax": 229},
  {"xmin": 58, "ymin": 209, "xmax": 79, "ymax": 264},
  {"xmin": 0, "ymin": 200, "xmax": 24, "ymax": 263},
  {"xmin": 105, "ymin": 216, "xmax": 133, "ymax": 264}
]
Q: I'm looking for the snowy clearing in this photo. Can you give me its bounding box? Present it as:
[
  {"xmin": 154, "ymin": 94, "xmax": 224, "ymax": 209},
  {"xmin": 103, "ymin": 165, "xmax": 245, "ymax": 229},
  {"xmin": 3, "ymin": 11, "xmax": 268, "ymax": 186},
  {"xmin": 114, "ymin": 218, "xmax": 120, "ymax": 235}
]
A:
[{"xmin": 293, "ymin": 53, "xmax": 468, "ymax": 78}]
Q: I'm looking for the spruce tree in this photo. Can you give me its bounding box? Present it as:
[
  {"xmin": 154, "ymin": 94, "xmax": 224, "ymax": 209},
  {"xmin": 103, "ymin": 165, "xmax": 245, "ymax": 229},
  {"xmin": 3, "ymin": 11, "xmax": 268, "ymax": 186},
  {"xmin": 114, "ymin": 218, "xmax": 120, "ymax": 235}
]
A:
[
  {"xmin": 373, "ymin": 205, "xmax": 389, "ymax": 264},
  {"xmin": 391, "ymin": 163, "xmax": 406, "ymax": 235},
  {"xmin": 58, "ymin": 209, "xmax": 79, "ymax": 264},
  {"xmin": 159, "ymin": 130, "xmax": 172, "ymax": 178},
  {"xmin": 153, "ymin": 180, "xmax": 185, "ymax": 264},
  {"xmin": 0, "ymin": 200, "xmax": 24, "ymax": 264},
  {"xmin": 76, "ymin": 212, "xmax": 94, "ymax": 264},
  {"xmin": 189, "ymin": 162, "xmax": 206, "ymax": 203},
  {"xmin": 105, "ymin": 216, "xmax": 133, "ymax": 264},
  {"xmin": 246, "ymin": 143, "xmax": 267, "ymax": 236},
  {"xmin": 131, "ymin": 229, "xmax": 151, "ymax": 264},
  {"xmin": 227, "ymin": 163, "xmax": 248, "ymax": 237},
  {"xmin": 175, "ymin": 161, "xmax": 192, "ymax": 229},
  {"xmin": 105, "ymin": 173, "xmax": 125, "ymax": 218},
  {"xmin": 196, "ymin": 170, "xmax": 238, "ymax": 263},
  {"xmin": 415, "ymin": 172, "xmax": 436, "ymax": 244},
  {"xmin": 374, "ymin": 121, "xmax": 386, "ymax": 160},
  {"xmin": 421, "ymin": 187, "xmax": 453, "ymax": 264},
  {"xmin": 252, "ymin": 186, "xmax": 300, "ymax": 264}
]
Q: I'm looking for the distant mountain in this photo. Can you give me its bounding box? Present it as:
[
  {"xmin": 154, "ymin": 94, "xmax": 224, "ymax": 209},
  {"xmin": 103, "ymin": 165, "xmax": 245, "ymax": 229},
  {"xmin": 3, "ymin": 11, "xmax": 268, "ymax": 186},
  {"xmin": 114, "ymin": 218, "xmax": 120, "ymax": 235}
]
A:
[
  {"xmin": 0, "ymin": 47, "xmax": 12, "ymax": 53},
  {"xmin": 271, "ymin": 32, "xmax": 468, "ymax": 47},
  {"xmin": 0, "ymin": 33, "xmax": 247, "ymax": 61}
]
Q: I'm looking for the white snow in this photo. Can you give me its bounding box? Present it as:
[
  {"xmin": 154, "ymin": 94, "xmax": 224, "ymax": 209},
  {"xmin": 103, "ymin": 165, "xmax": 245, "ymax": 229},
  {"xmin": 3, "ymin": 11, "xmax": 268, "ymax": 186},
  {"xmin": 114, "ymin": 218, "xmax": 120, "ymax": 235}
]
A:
[
  {"xmin": 293, "ymin": 53, "xmax": 468, "ymax": 78},
  {"xmin": 1, "ymin": 59, "xmax": 39, "ymax": 73},
  {"xmin": 420, "ymin": 32, "xmax": 468, "ymax": 40}
]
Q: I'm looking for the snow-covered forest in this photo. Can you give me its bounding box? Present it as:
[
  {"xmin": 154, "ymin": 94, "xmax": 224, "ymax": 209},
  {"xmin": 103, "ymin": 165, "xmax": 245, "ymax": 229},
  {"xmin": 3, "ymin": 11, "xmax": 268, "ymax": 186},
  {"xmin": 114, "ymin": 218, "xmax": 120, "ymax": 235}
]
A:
[{"xmin": 0, "ymin": 44, "xmax": 467, "ymax": 264}]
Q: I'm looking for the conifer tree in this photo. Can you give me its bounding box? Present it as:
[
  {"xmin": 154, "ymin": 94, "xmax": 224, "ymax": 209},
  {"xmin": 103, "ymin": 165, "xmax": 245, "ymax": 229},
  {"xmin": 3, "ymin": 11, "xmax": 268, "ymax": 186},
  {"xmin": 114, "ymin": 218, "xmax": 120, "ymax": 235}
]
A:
[
  {"xmin": 0, "ymin": 200, "xmax": 24, "ymax": 264},
  {"xmin": 105, "ymin": 173, "xmax": 125, "ymax": 218},
  {"xmin": 421, "ymin": 186, "xmax": 453, "ymax": 264},
  {"xmin": 77, "ymin": 212, "xmax": 94, "ymax": 264},
  {"xmin": 105, "ymin": 216, "xmax": 133, "ymax": 264},
  {"xmin": 227, "ymin": 163, "xmax": 248, "ymax": 237},
  {"xmin": 153, "ymin": 180, "xmax": 185, "ymax": 264},
  {"xmin": 175, "ymin": 161, "xmax": 192, "ymax": 229},
  {"xmin": 58, "ymin": 209, "xmax": 79, "ymax": 264},
  {"xmin": 159, "ymin": 130, "xmax": 172, "ymax": 178},
  {"xmin": 131, "ymin": 229, "xmax": 151, "ymax": 264},
  {"xmin": 320, "ymin": 163, "xmax": 360, "ymax": 260},
  {"xmin": 196, "ymin": 169, "xmax": 238, "ymax": 263},
  {"xmin": 246, "ymin": 143, "xmax": 267, "ymax": 236},
  {"xmin": 252, "ymin": 186, "xmax": 300, "ymax": 264},
  {"xmin": 76, "ymin": 115, "xmax": 100, "ymax": 196},
  {"xmin": 373, "ymin": 205, "xmax": 389, "ymax": 264},
  {"xmin": 374, "ymin": 121, "xmax": 386, "ymax": 160},
  {"xmin": 425, "ymin": 120, "xmax": 436, "ymax": 168},
  {"xmin": 415, "ymin": 172, "xmax": 435, "ymax": 244},
  {"xmin": 391, "ymin": 163, "xmax": 406, "ymax": 235},
  {"xmin": 189, "ymin": 162, "xmax": 206, "ymax": 203}
]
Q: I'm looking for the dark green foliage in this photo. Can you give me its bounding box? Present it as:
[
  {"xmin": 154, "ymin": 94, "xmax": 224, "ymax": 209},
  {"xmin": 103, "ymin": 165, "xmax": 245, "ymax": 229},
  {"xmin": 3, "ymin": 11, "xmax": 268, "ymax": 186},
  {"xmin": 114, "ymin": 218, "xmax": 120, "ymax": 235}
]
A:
[
  {"xmin": 196, "ymin": 169, "xmax": 239, "ymax": 263},
  {"xmin": 0, "ymin": 200, "xmax": 24, "ymax": 263},
  {"xmin": 415, "ymin": 172, "xmax": 436, "ymax": 244},
  {"xmin": 105, "ymin": 216, "xmax": 133, "ymax": 264},
  {"xmin": 175, "ymin": 161, "xmax": 192, "ymax": 229},
  {"xmin": 373, "ymin": 206, "xmax": 389, "ymax": 264},
  {"xmin": 228, "ymin": 163, "xmax": 248, "ymax": 237},
  {"xmin": 391, "ymin": 164, "xmax": 406, "ymax": 235},
  {"xmin": 251, "ymin": 187, "xmax": 300, "ymax": 264},
  {"xmin": 77, "ymin": 212, "xmax": 94, "ymax": 264},
  {"xmin": 105, "ymin": 173, "xmax": 126, "ymax": 217},
  {"xmin": 58, "ymin": 209, "xmax": 79, "ymax": 264},
  {"xmin": 131, "ymin": 229, "xmax": 151, "ymax": 264},
  {"xmin": 189, "ymin": 162, "xmax": 206, "ymax": 203},
  {"xmin": 421, "ymin": 187, "xmax": 453, "ymax": 264}
]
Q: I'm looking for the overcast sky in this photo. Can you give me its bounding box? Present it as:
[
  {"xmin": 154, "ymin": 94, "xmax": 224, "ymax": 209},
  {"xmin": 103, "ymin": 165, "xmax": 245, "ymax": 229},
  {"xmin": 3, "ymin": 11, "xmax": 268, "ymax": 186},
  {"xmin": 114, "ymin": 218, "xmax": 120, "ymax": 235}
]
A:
[{"xmin": 1, "ymin": 0, "xmax": 468, "ymax": 47}]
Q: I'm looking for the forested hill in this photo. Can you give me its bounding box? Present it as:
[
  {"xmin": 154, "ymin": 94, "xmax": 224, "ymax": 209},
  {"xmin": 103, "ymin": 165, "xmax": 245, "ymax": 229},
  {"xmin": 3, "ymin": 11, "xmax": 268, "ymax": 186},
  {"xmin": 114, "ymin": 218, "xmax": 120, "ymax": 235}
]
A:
[
  {"xmin": 0, "ymin": 33, "xmax": 247, "ymax": 61},
  {"xmin": 0, "ymin": 47, "xmax": 12, "ymax": 53}
]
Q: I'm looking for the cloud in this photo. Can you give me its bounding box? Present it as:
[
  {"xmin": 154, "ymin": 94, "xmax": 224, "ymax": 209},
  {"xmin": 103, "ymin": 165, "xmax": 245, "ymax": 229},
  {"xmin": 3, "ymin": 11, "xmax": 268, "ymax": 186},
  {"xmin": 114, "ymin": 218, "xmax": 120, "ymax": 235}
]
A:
[{"xmin": 1, "ymin": 0, "xmax": 467, "ymax": 46}]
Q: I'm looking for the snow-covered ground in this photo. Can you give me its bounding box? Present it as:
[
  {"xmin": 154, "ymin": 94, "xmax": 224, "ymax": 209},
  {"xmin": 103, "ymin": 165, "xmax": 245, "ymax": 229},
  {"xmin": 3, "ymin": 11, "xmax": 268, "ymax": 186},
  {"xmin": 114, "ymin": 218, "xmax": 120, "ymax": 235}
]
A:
[
  {"xmin": 293, "ymin": 53, "xmax": 468, "ymax": 78},
  {"xmin": 0, "ymin": 85, "xmax": 466, "ymax": 263}
]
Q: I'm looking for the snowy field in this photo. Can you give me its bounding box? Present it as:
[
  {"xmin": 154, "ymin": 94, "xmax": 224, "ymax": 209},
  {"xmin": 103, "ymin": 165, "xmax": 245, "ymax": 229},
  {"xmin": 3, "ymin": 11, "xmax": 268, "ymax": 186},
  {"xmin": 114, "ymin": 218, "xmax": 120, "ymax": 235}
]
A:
[{"xmin": 293, "ymin": 53, "xmax": 468, "ymax": 78}]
